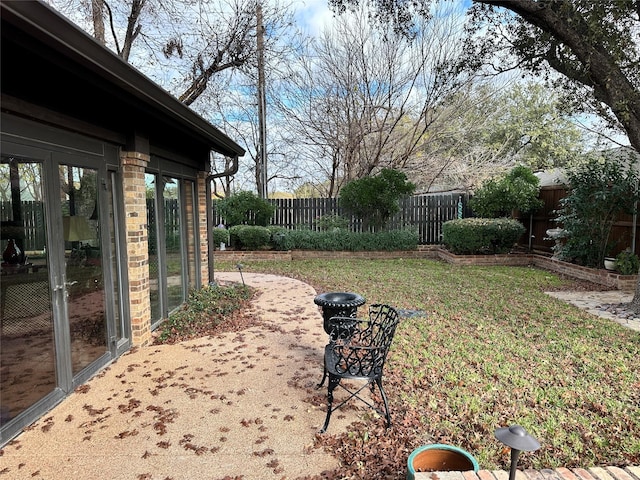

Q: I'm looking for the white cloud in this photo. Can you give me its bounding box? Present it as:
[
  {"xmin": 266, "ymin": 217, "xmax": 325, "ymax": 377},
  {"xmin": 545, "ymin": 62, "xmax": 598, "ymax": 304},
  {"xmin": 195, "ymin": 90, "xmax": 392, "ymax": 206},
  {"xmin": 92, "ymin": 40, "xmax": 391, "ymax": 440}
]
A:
[{"xmin": 292, "ymin": 0, "xmax": 335, "ymax": 36}]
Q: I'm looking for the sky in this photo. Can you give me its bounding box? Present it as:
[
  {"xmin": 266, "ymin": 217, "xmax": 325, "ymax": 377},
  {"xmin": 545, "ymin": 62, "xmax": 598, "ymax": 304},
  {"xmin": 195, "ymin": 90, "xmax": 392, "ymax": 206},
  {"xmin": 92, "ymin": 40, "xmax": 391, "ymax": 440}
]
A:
[{"xmin": 293, "ymin": 0, "xmax": 336, "ymax": 36}]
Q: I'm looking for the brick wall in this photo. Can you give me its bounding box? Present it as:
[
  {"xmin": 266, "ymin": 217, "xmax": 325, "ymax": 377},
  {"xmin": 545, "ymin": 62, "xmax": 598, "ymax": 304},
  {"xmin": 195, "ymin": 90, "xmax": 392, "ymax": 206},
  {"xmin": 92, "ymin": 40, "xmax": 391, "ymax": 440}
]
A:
[
  {"xmin": 197, "ymin": 172, "xmax": 210, "ymax": 285},
  {"xmin": 121, "ymin": 151, "xmax": 152, "ymax": 346}
]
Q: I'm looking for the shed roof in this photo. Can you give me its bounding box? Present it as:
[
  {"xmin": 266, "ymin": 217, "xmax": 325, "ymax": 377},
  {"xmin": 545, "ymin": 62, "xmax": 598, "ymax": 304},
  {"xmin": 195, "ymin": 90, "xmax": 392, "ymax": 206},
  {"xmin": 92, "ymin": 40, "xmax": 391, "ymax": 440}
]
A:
[{"xmin": 1, "ymin": 1, "xmax": 245, "ymax": 161}]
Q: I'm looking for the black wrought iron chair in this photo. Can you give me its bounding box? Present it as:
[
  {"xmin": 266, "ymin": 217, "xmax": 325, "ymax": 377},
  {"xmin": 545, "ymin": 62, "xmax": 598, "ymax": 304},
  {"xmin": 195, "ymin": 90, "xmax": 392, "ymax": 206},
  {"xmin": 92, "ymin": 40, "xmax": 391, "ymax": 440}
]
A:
[{"xmin": 318, "ymin": 303, "xmax": 400, "ymax": 433}]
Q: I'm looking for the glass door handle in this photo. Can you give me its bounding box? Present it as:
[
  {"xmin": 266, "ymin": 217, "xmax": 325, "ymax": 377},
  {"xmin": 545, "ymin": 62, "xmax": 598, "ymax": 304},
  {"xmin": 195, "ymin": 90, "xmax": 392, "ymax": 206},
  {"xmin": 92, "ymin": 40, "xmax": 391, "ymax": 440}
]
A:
[{"xmin": 54, "ymin": 281, "xmax": 78, "ymax": 291}]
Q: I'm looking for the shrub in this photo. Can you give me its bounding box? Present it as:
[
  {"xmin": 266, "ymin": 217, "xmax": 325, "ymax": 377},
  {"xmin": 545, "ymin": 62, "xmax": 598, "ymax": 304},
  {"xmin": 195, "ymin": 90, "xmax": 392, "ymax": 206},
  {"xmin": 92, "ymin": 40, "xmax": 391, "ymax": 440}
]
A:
[
  {"xmin": 155, "ymin": 284, "xmax": 251, "ymax": 343},
  {"xmin": 442, "ymin": 218, "xmax": 525, "ymax": 254},
  {"xmin": 339, "ymin": 169, "xmax": 415, "ymax": 231},
  {"xmin": 228, "ymin": 225, "xmax": 245, "ymax": 249},
  {"xmin": 470, "ymin": 165, "xmax": 543, "ymax": 218},
  {"xmin": 212, "ymin": 227, "xmax": 229, "ymax": 247},
  {"xmin": 265, "ymin": 228, "xmax": 418, "ymax": 251},
  {"xmin": 317, "ymin": 214, "xmax": 349, "ymax": 231},
  {"xmin": 267, "ymin": 226, "xmax": 290, "ymax": 251},
  {"xmin": 215, "ymin": 191, "xmax": 275, "ymax": 227},
  {"xmin": 616, "ymin": 250, "xmax": 640, "ymax": 275},
  {"xmin": 236, "ymin": 225, "xmax": 271, "ymax": 250},
  {"xmin": 554, "ymin": 154, "xmax": 639, "ymax": 267}
]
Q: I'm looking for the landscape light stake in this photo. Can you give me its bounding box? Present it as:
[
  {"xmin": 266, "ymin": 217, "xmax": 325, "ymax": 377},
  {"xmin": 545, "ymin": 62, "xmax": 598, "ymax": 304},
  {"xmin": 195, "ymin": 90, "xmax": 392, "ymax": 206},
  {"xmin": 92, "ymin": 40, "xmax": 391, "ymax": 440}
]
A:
[
  {"xmin": 495, "ymin": 425, "xmax": 540, "ymax": 480},
  {"xmin": 236, "ymin": 263, "xmax": 245, "ymax": 286}
]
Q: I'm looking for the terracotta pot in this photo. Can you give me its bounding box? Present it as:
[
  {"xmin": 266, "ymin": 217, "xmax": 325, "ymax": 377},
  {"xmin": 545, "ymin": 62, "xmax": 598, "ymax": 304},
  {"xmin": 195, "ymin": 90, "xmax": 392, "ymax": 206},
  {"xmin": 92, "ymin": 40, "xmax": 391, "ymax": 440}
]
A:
[{"xmin": 407, "ymin": 444, "xmax": 479, "ymax": 480}]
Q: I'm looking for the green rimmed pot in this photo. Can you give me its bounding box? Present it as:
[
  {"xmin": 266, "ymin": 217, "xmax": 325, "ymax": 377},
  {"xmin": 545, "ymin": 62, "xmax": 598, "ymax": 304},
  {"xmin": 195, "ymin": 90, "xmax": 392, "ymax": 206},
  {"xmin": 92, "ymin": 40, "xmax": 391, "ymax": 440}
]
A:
[{"xmin": 407, "ymin": 444, "xmax": 479, "ymax": 480}]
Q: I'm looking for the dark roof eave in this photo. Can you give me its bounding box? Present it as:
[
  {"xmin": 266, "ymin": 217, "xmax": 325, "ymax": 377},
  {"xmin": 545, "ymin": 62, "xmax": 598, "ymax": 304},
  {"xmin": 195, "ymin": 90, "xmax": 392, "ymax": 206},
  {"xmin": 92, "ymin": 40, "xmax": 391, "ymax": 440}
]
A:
[{"xmin": 1, "ymin": 1, "xmax": 245, "ymax": 159}]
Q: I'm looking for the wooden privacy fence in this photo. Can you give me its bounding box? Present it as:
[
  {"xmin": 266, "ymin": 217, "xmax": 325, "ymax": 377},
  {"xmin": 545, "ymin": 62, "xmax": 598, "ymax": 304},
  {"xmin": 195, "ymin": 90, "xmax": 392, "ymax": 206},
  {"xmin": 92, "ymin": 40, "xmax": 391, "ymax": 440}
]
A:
[
  {"xmin": 518, "ymin": 186, "xmax": 640, "ymax": 255},
  {"xmin": 4, "ymin": 190, "xmax": 638, "ymax": 251},
  {"xmin": 0, "ymin": 201, "xmax": 46, "ymax": 252},
  {"xmin": 213, "ymin": 193, "xmax": 472, "ymax": 245}
]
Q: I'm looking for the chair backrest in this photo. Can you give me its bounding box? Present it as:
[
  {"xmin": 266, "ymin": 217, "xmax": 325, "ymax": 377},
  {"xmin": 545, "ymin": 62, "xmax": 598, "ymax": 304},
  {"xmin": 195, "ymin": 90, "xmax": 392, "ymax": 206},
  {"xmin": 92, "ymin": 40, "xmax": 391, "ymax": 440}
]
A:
[
  {"xmin": 367, "ymin": 304, "xmax": 400, "ymax": 351},
  {"xmin": 331, "ymin": 304, "xmax": 399, "ymax": 378}
]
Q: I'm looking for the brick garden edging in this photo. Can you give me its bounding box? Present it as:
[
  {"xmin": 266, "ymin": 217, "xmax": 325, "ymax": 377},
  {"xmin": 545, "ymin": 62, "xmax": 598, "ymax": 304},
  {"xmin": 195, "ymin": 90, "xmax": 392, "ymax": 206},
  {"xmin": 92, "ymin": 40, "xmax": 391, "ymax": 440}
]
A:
[
  {"xmin": 213, "ymin": 246, "xmax": 637, "ymax": 291},
  {"xmin": 413, "ymin": 466, "xmax": 640, "ymax": 480}
]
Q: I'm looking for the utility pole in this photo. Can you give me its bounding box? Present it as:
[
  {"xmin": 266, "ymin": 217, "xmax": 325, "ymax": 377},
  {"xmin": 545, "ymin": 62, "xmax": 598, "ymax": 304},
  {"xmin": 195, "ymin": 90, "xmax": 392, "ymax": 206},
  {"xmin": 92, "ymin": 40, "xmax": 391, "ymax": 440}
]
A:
[{"xmin": 256, "ymin": 1, "xmax": 268, "ymax": 199}]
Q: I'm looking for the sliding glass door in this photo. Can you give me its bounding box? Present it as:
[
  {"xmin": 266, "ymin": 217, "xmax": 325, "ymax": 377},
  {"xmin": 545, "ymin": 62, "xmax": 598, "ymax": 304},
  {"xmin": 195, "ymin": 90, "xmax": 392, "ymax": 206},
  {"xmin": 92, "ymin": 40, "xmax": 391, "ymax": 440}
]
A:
[
  {"xmin": 1, "ymin": 142, "xmax": 126, "ymax": 442},
  {"xmin": 59, "ymin": 164, "xmax": 108, "ymax": 377},
  {"xmin": 145, "ymin": 171, "xmax": 191, "ymax": 326}
]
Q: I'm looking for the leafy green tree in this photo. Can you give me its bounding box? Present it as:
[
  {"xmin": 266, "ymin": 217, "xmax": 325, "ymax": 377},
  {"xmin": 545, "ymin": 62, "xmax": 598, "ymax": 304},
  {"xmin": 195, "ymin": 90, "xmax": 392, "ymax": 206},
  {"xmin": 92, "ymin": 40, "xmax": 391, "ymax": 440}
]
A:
[
  {"xmin": 416, "ymin": 82, "xmax": 586, "ymax": 191},
  {"xmin": 339, "ymin": 168, "xmax": 415, "ymax": 231},
  {"xmin": 464, "ymin": 1, "xmax": 639, "ymax": 152},
  {"xmin": 554, "ymin": 154, "xmax": 639, "ymax": 268},
  {"xmin": 485, "ymin": 83, "xmax": 584, "ymax": 170},
  {"xmin": 470, "ymin": 165, "xmax": 543, "ymax": 218},
  {"xmin": 215, "ymin": 191, "xmax": 275, "ymax": 227}
]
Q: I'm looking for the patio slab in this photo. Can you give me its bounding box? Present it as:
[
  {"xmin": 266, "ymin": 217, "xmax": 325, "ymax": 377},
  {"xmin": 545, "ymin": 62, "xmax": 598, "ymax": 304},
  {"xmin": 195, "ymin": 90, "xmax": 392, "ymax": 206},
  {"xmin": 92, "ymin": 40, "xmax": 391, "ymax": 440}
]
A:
[
  {"xmin": 0, "ymin": 272, "xmax": 360, "ymax": 479},
  {"xmin": 545, "ymin": 290, "xmax": 640, "ymax": 331}
]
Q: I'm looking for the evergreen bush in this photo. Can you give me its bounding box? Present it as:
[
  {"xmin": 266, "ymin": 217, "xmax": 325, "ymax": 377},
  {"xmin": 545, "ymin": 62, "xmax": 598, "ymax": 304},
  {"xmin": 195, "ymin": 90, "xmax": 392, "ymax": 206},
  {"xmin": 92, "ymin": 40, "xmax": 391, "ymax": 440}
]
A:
[
  {"xmin": 265, "ymin": 228, "xmax": 418, "ymax": 251},
  {"xmin": 212, "ymin": 227, "xmax": 229, "ymax": 247},
  {"xmin": 470, "ymin": 165, "xmax": 543, "ymax": 218},
  {"xmin": 228, "ymin": 225, "xmax": 245, "ymax": 249},
  {"xmin": 236, "ymin": 225, "xmax": 271, "ymax": 250},
  {"xmin": 215, "ymin": 191, "xmax": 275, "ymax": 227},
  {"xmin": 339, "ymin": 169, "xmax": 415, "ymax": 231},
  {"xmin": 316, "ymin": 213, "xmax": 350, "ymax": 231},
  {"xmin": 615, "ymin": 250, "xmax": 640, "ymax": 275},
  {"xmin": 554, "ymin": 154, "xmax": 639, "ymax": 267},
  {"xmin": 442, "ymin": 218, "xmax": 525, "ymax": 254}
]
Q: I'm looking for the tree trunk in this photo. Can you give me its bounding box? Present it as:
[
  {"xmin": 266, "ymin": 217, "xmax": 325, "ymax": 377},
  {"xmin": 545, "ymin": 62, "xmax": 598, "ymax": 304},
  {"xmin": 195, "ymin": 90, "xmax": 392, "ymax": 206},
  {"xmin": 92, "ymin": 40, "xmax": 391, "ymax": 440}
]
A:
[
  {"xmin": 91, "ymin": 0, "xmax": 105, "ymax": 45},
  {"xmin": 631, "ymin": 275, "xmax": 640, "ymax": 312}
]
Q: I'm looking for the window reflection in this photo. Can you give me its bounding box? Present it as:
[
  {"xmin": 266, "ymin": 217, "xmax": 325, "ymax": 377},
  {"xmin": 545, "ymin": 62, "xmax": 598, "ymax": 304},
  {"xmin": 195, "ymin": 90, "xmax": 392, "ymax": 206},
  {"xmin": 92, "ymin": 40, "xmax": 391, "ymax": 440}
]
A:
[
  {"xmin": 1, "ymin": 157, "xmax": 55, "ymax": 427},
  {"xmin": 146, "ymin": 173, "xmax": 161, "ymax": 323},
  {"xmin": 184, "ymin": 180, "xmax": 197, "ymax": 290},
  {"xmin": 163, "ymin": 176, "xmax": 183, "ymax": 312},
  {"xmin": 60, "ymin": 165, "xmax": 107, "ymax": 376}
]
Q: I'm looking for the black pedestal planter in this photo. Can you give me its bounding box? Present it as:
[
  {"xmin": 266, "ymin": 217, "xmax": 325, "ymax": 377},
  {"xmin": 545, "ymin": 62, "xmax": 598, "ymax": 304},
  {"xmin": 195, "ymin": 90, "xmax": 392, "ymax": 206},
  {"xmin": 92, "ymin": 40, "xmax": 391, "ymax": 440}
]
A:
[{"xmin": 314, "ymin": 292, "xmax": 365, "ymax": 338}]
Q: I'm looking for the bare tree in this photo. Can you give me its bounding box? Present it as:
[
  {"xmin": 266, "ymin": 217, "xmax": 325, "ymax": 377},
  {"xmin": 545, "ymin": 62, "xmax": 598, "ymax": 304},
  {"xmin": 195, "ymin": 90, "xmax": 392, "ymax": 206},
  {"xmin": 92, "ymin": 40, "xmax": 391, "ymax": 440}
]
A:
[
  {"xmin": 45, "ymin": 0, "xmax": 259, "ymax": 105},
  {"xmin": 91, "ymin": 0, "xmax": 106, "ymax": 44},
  {"xmin": 274, "ymin": 2, "xmax": 475, "ymax": 197},
  {"xmin": 194, "ymin": 0, "xmax": 306, "ymax": 196}
]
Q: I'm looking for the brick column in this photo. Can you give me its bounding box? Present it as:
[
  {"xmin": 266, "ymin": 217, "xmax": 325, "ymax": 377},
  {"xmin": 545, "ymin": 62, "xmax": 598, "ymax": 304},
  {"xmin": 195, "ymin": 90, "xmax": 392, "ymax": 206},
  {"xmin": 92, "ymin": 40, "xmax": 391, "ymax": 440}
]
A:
[
  {"xmin": 121, "ymin": 151, "xmax": 152, "ymax": 346},
  {"xmin": 197, "ymin": 171, "xmax": 210, "ymax": 285}
]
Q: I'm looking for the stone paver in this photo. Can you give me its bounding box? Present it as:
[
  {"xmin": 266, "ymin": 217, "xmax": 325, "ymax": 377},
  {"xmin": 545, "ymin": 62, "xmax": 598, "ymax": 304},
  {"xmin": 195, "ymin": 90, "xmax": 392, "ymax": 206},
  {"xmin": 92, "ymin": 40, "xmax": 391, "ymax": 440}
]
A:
[{"xmin": 544, "ymin": 290, "xmax": 640, "ymax": 331}]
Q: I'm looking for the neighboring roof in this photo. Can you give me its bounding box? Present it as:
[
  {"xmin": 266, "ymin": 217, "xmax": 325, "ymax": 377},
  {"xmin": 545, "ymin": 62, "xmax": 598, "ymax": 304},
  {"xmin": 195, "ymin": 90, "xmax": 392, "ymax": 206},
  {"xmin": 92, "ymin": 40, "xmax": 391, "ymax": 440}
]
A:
[
  {"xmin": 535, "ymin": 168, "xmax": 568, "ymax": 187},
  {"xmin": 0, "ymin": 1, "xmax": 245, "ymax": 160},
  {"xmin": 535, "ymin": 146, "xmax": 639, "ymax": 187},
  {"xmin": 602, "ymin": 146, "xmax": 640, "ymax": 172}
]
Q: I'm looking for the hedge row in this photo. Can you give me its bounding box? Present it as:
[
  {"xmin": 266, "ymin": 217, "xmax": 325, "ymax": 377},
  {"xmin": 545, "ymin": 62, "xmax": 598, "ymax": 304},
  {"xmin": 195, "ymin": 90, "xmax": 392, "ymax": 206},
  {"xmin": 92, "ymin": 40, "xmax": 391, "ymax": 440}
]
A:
[
  {"xmin": 442, "ymin": 218, "xmax": 525, "ymax": 254},
  {"xmin": 214, "ymin": 225, "xmax": 419, "ymax": 252}
]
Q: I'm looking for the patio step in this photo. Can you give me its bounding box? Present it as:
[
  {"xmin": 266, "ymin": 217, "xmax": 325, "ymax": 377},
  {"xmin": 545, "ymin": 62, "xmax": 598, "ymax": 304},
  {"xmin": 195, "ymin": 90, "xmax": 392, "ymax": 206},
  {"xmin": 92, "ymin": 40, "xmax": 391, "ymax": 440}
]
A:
[{"xmin": 414, "ymin": 467, "xmax": 640, "ymax": 480}]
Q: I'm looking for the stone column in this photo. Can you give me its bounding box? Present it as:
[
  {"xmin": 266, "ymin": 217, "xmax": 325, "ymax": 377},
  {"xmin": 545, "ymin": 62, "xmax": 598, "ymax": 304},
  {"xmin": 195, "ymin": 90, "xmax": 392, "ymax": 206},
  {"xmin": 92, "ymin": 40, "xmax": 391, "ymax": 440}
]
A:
[{"xmin": 121, "ymin": 151, "xmax": 152, "ymax": 346}]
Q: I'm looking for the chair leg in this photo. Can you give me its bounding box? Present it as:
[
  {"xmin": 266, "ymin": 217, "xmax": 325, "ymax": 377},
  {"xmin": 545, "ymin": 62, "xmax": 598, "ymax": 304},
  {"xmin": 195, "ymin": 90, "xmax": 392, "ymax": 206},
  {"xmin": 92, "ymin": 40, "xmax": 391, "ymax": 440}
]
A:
[
  {"xmin": 375, "ymin": 377, "xmax": 392, "ymax": 428},
  {"xmin": 317, "ymin": 364, "xmax": 327, "ymax": 388},
  {"xmin": 320, "ymin": 375, "xmax": 340, "ymax": 433}
]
